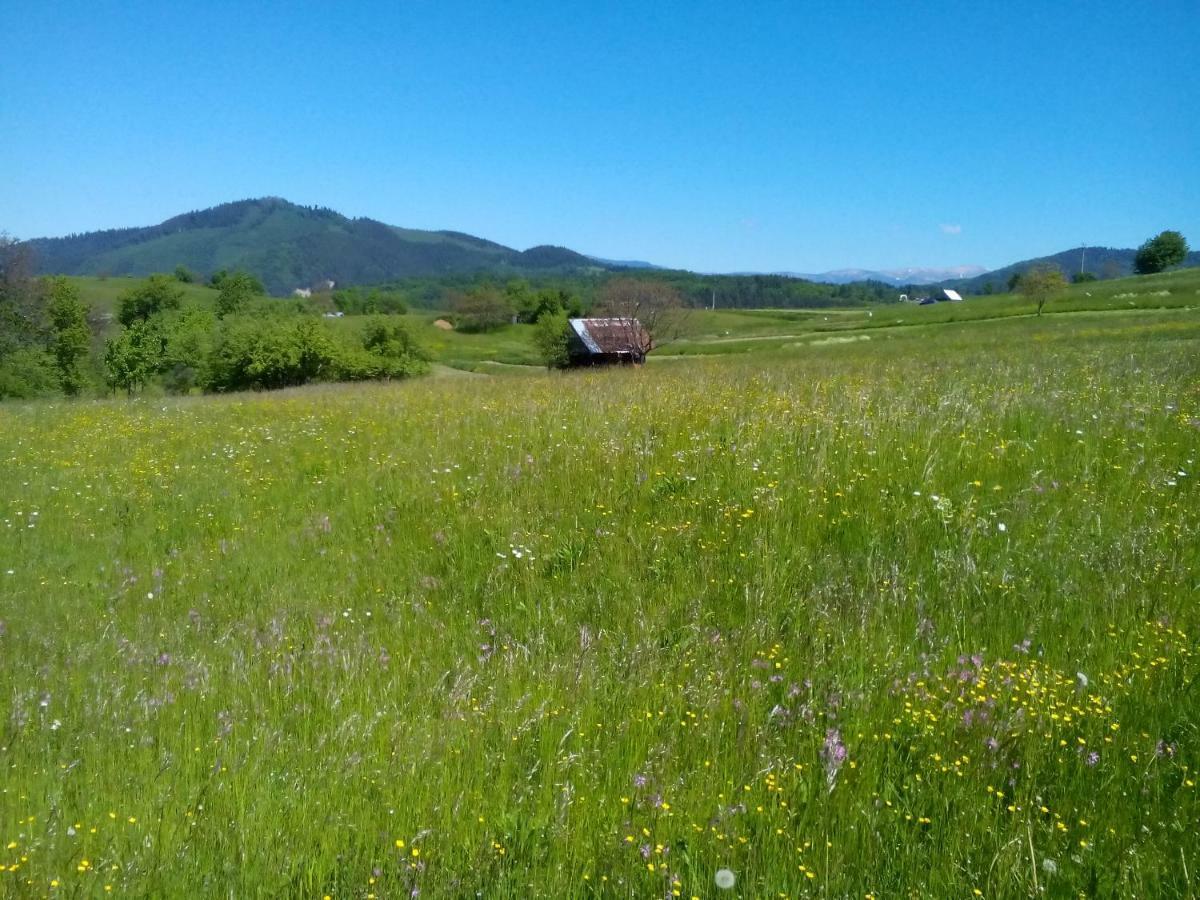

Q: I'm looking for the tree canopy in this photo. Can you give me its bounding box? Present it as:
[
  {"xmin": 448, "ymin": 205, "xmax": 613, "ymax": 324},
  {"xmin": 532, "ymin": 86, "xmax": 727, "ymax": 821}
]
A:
[
  {"xmin": 215, "ymin": 270, "xmax": 267, "ymax": 318},
  {"xmin": 1134, "ymin": 231, "xmax": 1189, "ymax": 275},
  {"xmin": 116, "ymin": 275, "xmax": 183, "ymax": 326},
  {"xmin": 1018, "ymin": 265, "xmax": 1067, "ymax": 317}
]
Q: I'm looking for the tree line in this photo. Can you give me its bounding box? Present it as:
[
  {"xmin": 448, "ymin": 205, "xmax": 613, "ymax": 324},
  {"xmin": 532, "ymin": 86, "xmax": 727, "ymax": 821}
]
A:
[{"xmin": 0, "ymin": 239, "xmax": 428, "ymax": 400}]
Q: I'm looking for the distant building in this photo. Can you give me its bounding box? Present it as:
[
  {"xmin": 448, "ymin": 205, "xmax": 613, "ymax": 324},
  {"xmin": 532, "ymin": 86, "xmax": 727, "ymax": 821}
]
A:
[
  {"xmin": 296, "ymin": 280, "xmax": 335, "ymax": 297},
  {"xmin": 918, "ymin": 289, "xmax": 963, "ymax": 306},
  {"xmin": 567, "ymin": 318, "xmax": 652, "ymax": 366}
]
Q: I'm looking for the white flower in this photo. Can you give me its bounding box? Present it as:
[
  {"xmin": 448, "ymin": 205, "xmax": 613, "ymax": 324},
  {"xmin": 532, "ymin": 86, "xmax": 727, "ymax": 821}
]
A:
[
  {"xmin": 714, "ymin": 869, "xmax": 736, "ymax": 889},
  {"xmin": 1042, "ymin": 858, "xmax": 1058, "ymax": 875},
  {"xmin": 1076, "ymin": 672, "xmax": 1089, "ymax": 690},
  {"xmin": 997, "ymin": 523, "xmax": 1007, "ymax": 532}
]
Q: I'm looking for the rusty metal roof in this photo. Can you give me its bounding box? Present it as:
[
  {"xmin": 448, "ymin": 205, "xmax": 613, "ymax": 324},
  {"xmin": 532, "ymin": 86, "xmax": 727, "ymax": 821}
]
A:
[{"xmin": 569, "ymin": 318, "xmax": 650, "ymax": 354}]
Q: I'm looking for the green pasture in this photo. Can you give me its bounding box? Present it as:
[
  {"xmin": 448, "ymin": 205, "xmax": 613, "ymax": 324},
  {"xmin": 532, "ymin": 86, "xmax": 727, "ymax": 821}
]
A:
[
  {"xmin": 1, "ymin": 305, "xmax": 1198, "ymax": 897},
  {"xmin": 64, "ymin": 268, "xmax": 1200, "ymax": 374}
]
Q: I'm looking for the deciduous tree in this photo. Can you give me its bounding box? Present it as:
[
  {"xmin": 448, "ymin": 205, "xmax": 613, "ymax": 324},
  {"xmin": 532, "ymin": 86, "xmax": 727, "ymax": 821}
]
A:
[
  {"xmin": 533, "ymin": 311, "xmax": 571, "ymax": 369},
  {"xmin": 450, "ymin": 285, "xmax": 513, "ymax": 333},
  {"xmin": 216, "ymin": 270, "xmax": 266, "ymax": 318},
  {"xmin": 593, "ymin": 278, "xmax": 687, "ymax": 354},
  {"xmin": 1133, "ymin": 231, "xmax": 1189, "ymax": 275},
  {"xmin": 117, "ymin": 275, "xmax": 183, "ymax": 326},
  {"xmin": 45, "ymin": 277, "xmax": 92, "ymax": 395},
  {"xmin": 1018, "ymin": 265, "xmax": 1067, "ymax": 317}
]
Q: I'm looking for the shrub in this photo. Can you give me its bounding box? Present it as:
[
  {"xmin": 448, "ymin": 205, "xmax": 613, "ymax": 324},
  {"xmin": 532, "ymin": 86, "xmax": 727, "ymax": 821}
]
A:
[
  {"xmin": 0, "ymin": 348, "xmax": 60, "ymax": 399},
  {"xmin": 450, "ymin": 286, "xmax": 514, "ymax": 333},
  {"xmin": 117, "ymin": 275, "xmax": 183, "ymax": 326},
  {"xmin": 533, "ymin": 311, "xmax": 571, "ymax": 369}
]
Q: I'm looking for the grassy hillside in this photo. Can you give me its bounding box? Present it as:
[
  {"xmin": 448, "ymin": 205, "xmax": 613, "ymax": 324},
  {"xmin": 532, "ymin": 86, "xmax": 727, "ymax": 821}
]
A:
[
  {"xmin": 61, "ymin": 266, "xmax": 1200, "ymax": 377},
  {"xmin": 951, "ymin": 246, "xmax": 1200, "ymax": 294},
  {"xmin": 1, "ymin": 304, "xmax": 1198, "ymax": 896},
  {"xmin": 70, "ymin": 275, "xmax": 218, "ymax": 319},
  {"xmin": 26, "ymin": 199, "xmax": 609, "ymax": 295},
  {"xmin": 660, "ymin": 266, "xmax": 1200, "ymax": 355}
]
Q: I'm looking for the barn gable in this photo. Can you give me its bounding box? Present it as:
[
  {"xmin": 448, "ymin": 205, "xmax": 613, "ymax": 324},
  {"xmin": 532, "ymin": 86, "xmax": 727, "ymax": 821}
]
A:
[{"xmin": 566, "ymin": 318, "xmax": 651, "ymax": 365}]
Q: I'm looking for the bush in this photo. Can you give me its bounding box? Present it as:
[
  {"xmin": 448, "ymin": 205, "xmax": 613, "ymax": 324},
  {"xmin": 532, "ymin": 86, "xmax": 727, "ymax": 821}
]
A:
[
  {"xmin": 205, "ymin": 316, "xmax": 331, "ymax": 391},
  {"xmin": 533, "ymin": 312, "xmax": 571, "ymax": 368},
  {"xmin": 104, "ymin": 319, "xmax": 169, "ymax": 394},
  {"xmin": 216, "ymin": 271, "xmax": 267, "ymax": 318},
  {"xmin": 161, "ymin": 307, "xmax": 216, "ymax": 394},
  {"xmin": 204, "ymin": 314, "xmax": 428, "ymax": 392},
  {"xmin": 117, "ymin": 275, "xmax": 183, "ymax": 326},
  {"xmin": 210, "ymin": 269, "xmax": 266, "ymax": 294},
  {"xmin": 360, "ymin": 317, "xmax": 429, "ymax": 376},
  {"xmin": 0, "ymin": 348, "xmax": 60, "ymax": 400},
  {"xmin": 46, "ymin": 277, "xmax": 92, "ymax": 395},
  {"xmin": 450, "ymin": 286, "xmax": 514, "ymax": 333},
  {"xmin": 332, "ymin": 288, "xmax": 409, "ymax": 316}
]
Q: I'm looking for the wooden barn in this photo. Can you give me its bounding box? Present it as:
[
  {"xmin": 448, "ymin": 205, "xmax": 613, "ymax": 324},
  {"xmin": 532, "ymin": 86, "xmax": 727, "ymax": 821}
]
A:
[{"xmin": 567, "ymin": 318, "xmax": 652, "ymax": 366}]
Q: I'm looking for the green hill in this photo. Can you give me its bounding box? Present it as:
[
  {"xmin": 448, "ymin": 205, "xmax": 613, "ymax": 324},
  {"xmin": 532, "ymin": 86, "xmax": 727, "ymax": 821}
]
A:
[
  {"xmin": 24, "ymin": 198, "xmax": 611, "ymax": 295},
  {"xmin": 951, "ymin": 245, "xmax": 1200, "ymax": 294}
]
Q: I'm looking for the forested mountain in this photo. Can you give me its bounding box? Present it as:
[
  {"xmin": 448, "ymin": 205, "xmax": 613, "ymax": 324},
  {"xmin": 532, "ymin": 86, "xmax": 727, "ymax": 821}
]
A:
[
  {"xmin": 949, "ymin": 246, "xmax": 1200, "ymax": 294},
  {"xmin": 24, "ymin": 198, "xmax": 611, "ymax": 295},
  {"xmin": 23, "ymin": 198, "xmax": 1198, "ymax": 303}
]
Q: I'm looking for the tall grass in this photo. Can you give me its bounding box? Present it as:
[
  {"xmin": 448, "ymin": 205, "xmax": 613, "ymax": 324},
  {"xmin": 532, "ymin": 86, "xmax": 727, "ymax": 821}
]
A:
[{"xmin": 1, "ymin": 314, "xmax": 1197, "ymax": 897}]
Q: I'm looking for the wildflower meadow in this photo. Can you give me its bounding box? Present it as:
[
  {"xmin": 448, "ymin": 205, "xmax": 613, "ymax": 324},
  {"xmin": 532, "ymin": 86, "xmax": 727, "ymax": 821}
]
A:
[{"xmin": 1, "ymin": 312, "xmax": 1198, "ymax": 897}]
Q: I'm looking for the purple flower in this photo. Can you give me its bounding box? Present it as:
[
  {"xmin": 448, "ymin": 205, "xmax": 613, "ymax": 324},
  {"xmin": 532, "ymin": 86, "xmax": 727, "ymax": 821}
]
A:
[
  {"xmin": 1086, "ymin": 751, "xmax": 1100, "ymax": 766},
  {"xmin": 633, "ymin": 773, "xmax": 648, "ymax": 789},
  {"xmin": 822, "ymin": 728, "xmax": 847, "ymax": 789}
]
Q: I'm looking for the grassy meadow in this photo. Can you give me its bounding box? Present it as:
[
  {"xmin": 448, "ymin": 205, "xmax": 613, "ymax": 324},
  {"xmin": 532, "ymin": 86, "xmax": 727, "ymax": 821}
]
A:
[
  {"xmin": 2, "ymin": 301, "xmax": 1199, "ymax": 897},
  {"xmin": 65, "ymin": 267, "xmax": 1200, "ymax": 372}
]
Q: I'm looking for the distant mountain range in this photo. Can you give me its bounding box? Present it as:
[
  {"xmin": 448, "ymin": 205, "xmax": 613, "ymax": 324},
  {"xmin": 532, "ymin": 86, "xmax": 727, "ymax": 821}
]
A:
[
  {"xmin": 20, "ymin": 198, "xmax": 1198, "ymax": 296},
  {"xmin": 23, "ymin": 198, "xmax": 617, "ymax": 295},
  {"xmin": 786, "ymin": 265, "xmax": 987, "ymax": 286}
]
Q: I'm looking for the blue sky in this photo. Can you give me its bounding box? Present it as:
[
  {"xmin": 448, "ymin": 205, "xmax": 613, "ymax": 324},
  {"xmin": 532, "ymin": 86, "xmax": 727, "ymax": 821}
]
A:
[{"xmin": 2, "ymin": 0, "xmax": 1197, "ymax": 272}]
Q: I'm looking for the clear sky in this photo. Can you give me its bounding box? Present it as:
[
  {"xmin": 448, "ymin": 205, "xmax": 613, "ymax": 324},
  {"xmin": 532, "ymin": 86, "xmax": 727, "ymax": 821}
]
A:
[{"xmin": 2, "ymin": 0, "xmax": 1197, "ymax": 273}]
